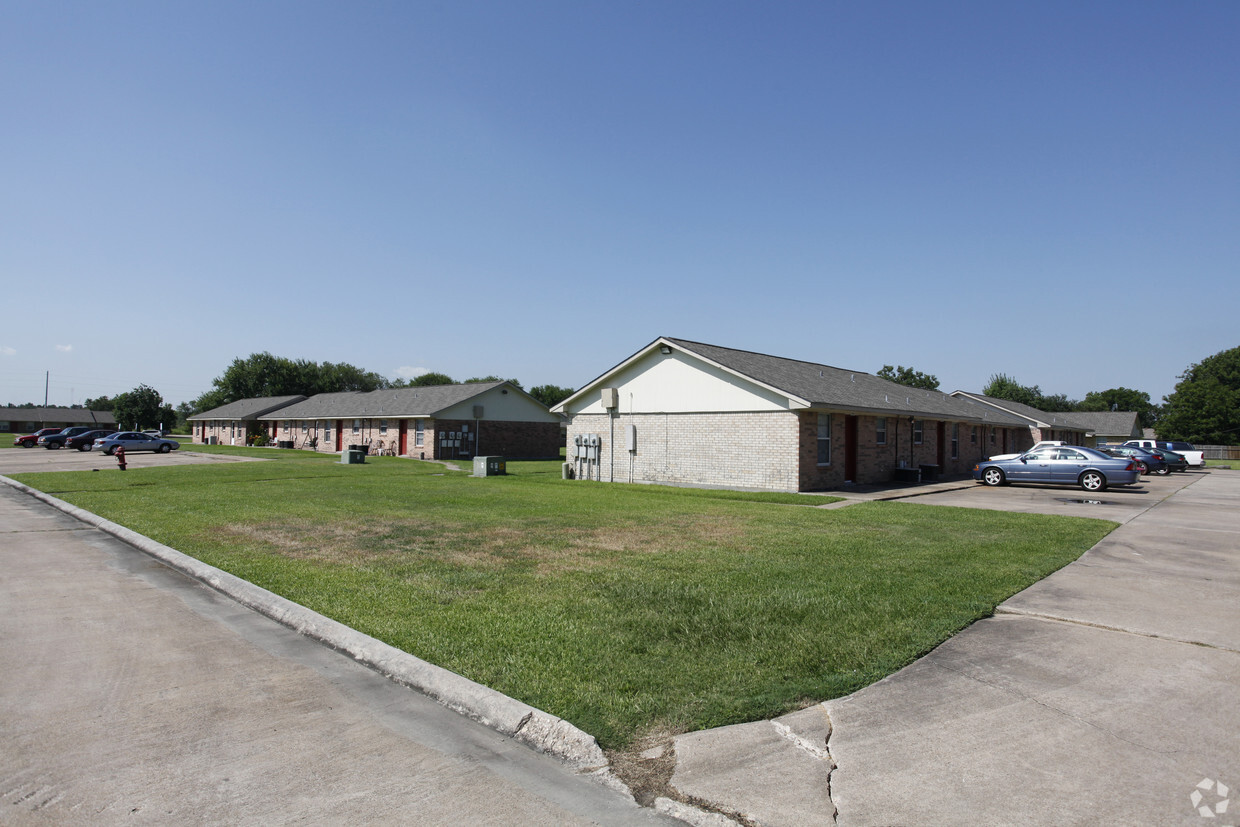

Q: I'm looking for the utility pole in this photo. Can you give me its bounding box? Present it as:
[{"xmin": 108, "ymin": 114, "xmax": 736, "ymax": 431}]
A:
[{"xmin": 43, "ymin": 371, "xmax": 49, "ymax": 426}]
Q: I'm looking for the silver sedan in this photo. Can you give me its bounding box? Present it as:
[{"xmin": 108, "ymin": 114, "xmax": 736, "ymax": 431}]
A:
[{"xmin": 93, "ymin": 432, "xmax": 180, "ymax": 455}]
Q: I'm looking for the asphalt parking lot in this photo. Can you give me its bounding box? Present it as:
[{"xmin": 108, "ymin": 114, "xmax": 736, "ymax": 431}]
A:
[{"xmin": 0, "ymin": 446, "xmax": 261, "ymax": 474}]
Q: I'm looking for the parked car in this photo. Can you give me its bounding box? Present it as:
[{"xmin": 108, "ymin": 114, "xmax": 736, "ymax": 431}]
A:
[
  {"xmin": 1155, "ymin": 448, "xmax": 1190, "ymax": 473},
  {"xmin": 65, "ymin": 429, "xmax": 115, "ymax": 451},
  {"xmin": 1124, "ymin": 439, "xmax": 1205, "ymax": 467},
  {"xmin": 973, "ymin": 445, "xmax": 1140, "ymax": 492},
  {"xmin": 93, "ymin": 432, "xmax": 180, "ymax": 455},
  {"xmin": 13, "ymin": 428, "xmax": 63, "ymax": 448},
  {"xmin": 36, "ymin": 426, "xmax": 101, "ymax": 449},
  {"xmin": 1099, "ymin": 445, "xmax": 1167, "ymax": 476}
]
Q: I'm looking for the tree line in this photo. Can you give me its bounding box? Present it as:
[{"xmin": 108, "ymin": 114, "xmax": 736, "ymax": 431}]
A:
[
  {"xmin": 21, "ymin": 353, "xmax": 576, "ymax": 432},
  {"xmin": 879, "ymin": 346, "xmax": 1240, "ymax": 444}
]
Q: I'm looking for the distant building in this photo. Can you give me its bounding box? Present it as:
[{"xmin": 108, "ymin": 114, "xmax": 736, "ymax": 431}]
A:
[
  {"xmin": 1, "ymin": 408, "xmax": 117, "ymax": 433},
  {"xmin": 191, "ymin": 382, "xmax": 562, "ymax": 459}
]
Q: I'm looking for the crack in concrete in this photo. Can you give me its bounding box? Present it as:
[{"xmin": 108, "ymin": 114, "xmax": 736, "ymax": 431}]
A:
[
  {"xmin": 995, "ymin": 607, "xmax": 1240, "ymax": 655},
  {"xmin": 819, "ymin": 709, "xmax": 840, "ymax": 825}
]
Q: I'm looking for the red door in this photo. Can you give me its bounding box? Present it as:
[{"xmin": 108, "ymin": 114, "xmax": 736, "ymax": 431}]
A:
[
  {"xmin": 844, "ymin": 416, "xmax": 858, "ymax": 482},
  {"xmin": 399, "ymin": 420, "xmax": 408, "ymax": 456},
  {"xmin": 335, "ymin": 420, "xmax": 343, "ymax": 452}
]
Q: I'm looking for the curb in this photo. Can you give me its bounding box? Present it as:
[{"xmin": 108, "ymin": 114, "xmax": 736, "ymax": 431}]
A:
[{"xmin": 0, "ymin": 475, "xmax": 613, "ymax": 775}]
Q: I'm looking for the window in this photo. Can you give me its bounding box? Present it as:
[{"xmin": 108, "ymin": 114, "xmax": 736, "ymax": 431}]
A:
[
  {"xmin": 302, "ymin": 421, "xmax": 308, "ymax": 433},
  {"xmin": 951, "ymin": 424, "xmax": 959, "ymax": 459},
  {"xmin": 875, "ymin": 417, "xmax": 887, "ymax": 445},
  {"xmin": 971, "ymin": 426, "xmax": 978, "ymax": 444},
  {"xmin": 990, "ymin": 428, "xmax": 996, "ymax": 445},
  {"xmin": 817, "ymin": 413, "xmax": 831, "ymax": 465},
  {"xmin": 913, "ymin": 420, "xmax": 924, "ymax": 445},
  {"xmin": 379, "ymin": 420, "xmax": 388, "ymax": 434},
  {"xmin": 352, "ymin": 419, "xmax": 360, "ymax": 435},
  {"xmin": 415, "ymin": 420, "xmax": 424, "ymax": 447}
]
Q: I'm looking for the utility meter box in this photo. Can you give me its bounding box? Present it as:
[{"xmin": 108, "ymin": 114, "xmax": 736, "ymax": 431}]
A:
[
  {"xmin": 340, "ymin": 449, "xmax": 366, "ymax": 465},
  {"xmin": 473, "ymin": 456, "xmax": 506, "ymax": 477}
]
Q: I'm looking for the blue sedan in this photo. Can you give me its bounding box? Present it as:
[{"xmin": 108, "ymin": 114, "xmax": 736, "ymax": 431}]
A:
[{"xmin": 974, "ymin": 445, "xmax": 1140, "ymax": 492}]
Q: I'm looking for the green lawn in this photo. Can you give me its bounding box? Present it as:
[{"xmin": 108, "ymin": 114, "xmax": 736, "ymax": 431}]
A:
[{"xmin": 12, "ymin": 452, "xmax": 1115, "ymax": 749}]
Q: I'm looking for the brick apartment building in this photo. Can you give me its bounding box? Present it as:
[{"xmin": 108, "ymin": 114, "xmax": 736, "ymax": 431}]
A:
[{"xmin": 553, "ymin": 337, "xmax": 1032, "ymax": 492}]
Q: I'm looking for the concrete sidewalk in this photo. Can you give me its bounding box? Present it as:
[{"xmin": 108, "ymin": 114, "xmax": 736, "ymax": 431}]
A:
[{"xmin": 669, "ymin": 471, "xmax": 1240, "ymax": 825}]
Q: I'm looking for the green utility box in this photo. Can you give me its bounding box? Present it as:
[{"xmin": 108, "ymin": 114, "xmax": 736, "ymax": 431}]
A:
[
  {"xmin": 340, "ymin": 449, "xmax": 366, "ymax": 465},
  {"xmin": 473, "ymin": 456, "xmax": 506, "ymax": 477}
]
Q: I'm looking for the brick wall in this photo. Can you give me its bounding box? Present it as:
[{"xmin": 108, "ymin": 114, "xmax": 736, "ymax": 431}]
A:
[{"xmin": 435, "ymin": 418, "xmax": 560, "ymax": 460}]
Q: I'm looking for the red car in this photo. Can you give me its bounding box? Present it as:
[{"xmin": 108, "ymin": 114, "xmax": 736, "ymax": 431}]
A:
[{"xmin": 13, "ymin": 428, "xmax": 63, "ymax": 448}]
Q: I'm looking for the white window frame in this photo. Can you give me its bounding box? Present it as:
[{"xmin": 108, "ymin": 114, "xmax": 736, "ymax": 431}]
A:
[
  {"xmin": 951, "ymin": 423, "xmax": 959, "ymax": 459},
  {"xmin": 913, "ymin": 420, "xmax": 924, "ymax": 445},
  {"xmin": 875, "ymin": 417, "xmax": 887, "ymax": 446},
  {"xmin": 817, "ymin": 413, "xmax": 832, "ymax": 466}
]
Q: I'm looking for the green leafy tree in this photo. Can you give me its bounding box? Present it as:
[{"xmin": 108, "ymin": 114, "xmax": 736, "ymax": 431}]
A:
[
  {"xmin": 192, "ymin": 353, "xmax": 390, "ymax": 410},
  {"xmin": 406, "ymin": 372, "xmax": 455, "ymax": 387},
  {"xmin": 529, "ymin": 384, "xmax": 575, "ymax": 408},
  {"xmin": 1078, "ymin": 387, "xmax": 1158, "ymax": 429},
  {"xmin": 112, "ymin": 385, "xmax": 166, "ymax": 430},
  {"xmin": 877, "ymin": 365, "xmax": 940, "ymax": 391},
  {"xmin": 1158, "ymin": 346, "xmax": 1240, "ymax": 443},
  {"xmin": 982, "ymin": 373, "xmax": 1042, "ymax": 407},
  {"xmin": 84, "ymin": 395, "xmax": 114, "ymax": 411}
]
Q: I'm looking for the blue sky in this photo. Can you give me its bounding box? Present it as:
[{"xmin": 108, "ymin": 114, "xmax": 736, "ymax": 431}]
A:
[{"xmin": 2, "ymin": 1, "xmax": 1236, "ymax": 409}]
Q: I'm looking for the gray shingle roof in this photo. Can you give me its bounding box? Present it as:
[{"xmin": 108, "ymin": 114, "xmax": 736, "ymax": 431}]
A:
[
  {"xmin": 188, "ymin": 396, "xmax": 307, "ymax": 421},
  {"xmin": 1055, "ymin": 410, "xmax": 1140, "ymax": 438},
  {"xmin": 255, "ymin": 382, "xmax": 508, "ymax": 420},
  {"xmin": 0, "ymin": 408, "xmax": 117, "ymax": 426},
  {"xmin": 662, "ymin": 338, "xmax": 1028, "ymax": 424},
  {"xmin": 948, "ymin": 392, "xmax": 1092, "ymax": 431}
]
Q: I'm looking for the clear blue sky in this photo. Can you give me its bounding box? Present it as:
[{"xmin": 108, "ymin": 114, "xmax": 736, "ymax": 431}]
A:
[{"xmin": 3, "ymin": 1, "xmax": 1236, "ymax": 409}]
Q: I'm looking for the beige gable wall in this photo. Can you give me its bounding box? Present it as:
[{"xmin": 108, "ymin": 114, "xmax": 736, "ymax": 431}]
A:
[
  {"xmin": 568, "ymin": 350, "xmax": 795, "ymax": 416},
  {"xmin": 435, "ymin": 385, "xmax": 561, "ymax": 422}
]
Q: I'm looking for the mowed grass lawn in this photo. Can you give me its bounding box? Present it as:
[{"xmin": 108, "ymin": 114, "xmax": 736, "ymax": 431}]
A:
[{"xmin": 13, "ymin": 449, "xmax": 1116, "ymax": 749}]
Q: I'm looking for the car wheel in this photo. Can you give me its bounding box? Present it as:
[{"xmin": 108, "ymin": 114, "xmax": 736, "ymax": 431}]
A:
[
  {"xmin": 1080, "ymin": 471, "xmax": 1107, "ymax": 492},
  {"xmin": 1135, "ymin": 461, "xmax": 1148, "ymax": 475},
  {"xmin": 48, "ymin": 442, "xmax": 61, "ymax": 449},
  {"xmin": 77, "ymin": 444, "xmax": 89, "ymax": 451},
  {"xmin": 159, "ymin": 444, "xmax": 171, "ymax": 453},
  {"xmin": 104, "ymin": 447, "xmax": 116, "ymax": 456},
  {"xmin": 20, "ymin": 441, "xmax": 32, "ymax": 448},
  {"xmin": 1154, "ymin": 466, "xmax": 1169, "ymax": 475},
  {"xmin": 982, "ymin": 467, "xmax": 1005, "ymax": 486}
]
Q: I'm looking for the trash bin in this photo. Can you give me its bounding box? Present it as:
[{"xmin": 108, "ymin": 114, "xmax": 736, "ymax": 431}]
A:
[
  {"xmin": 340, "ymin": 449, "xmax": 365, "ymax": 465},
  {"xmin": 919, "ymin": 464, "xmax": 940, "ymax": 481},
  {"xmin": 892, "ymin": 467, "xmax": 921, "ymax": 483}
]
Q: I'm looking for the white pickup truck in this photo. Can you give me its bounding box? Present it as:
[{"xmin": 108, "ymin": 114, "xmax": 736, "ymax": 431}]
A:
[{"xmin": 1123, "ymin": 439, "xmax": 1205, "ymax": 467}]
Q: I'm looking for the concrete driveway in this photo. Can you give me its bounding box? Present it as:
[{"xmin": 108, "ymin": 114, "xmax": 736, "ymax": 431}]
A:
[
  {"xmin": 823, "ymin": 468, "xmax": 1202, "ymax": 524},
  {"xmin": 670, "ymin": 470, "xmax": 1240, "ymax": 825}
]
